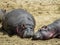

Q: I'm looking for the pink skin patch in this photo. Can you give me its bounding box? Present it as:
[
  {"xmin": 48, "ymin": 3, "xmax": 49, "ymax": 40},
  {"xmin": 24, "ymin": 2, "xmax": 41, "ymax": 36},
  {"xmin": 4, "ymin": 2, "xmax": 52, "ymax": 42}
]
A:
[
  {"xmin": 48, "ymin": 31, "xmax": 56, "ymax": 38},
  {"xmin": 16, "ymin": 24, "xmax": 25, "ymax": 33},
  {"xmin": 16, "ymin": 26, "xmax": 25, "ymax": 37},
  {"xmin": 16, "ymin": 26, "xmax": 23, "ymax": 37}
]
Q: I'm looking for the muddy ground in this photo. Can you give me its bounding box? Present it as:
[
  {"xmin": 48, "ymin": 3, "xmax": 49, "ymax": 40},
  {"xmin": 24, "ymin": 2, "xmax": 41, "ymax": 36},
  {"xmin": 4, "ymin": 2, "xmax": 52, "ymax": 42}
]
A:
[{"xmin": 0, "ymin": 0, "xmax": 60, "ymax": 45}]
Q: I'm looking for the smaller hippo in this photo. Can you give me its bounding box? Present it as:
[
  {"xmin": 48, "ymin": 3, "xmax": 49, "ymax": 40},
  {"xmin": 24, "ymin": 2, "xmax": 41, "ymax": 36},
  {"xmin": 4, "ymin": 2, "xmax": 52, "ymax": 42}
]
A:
[
  {"xmin": 32, "ymin": 19, "xmax": 60, "ymax": 40},
  {"xmin": 0, "ymin": 9, "xmax": 6, "ymax": 22},
  {"xmin": 2, "ymin": 9, "xmax": 35, "ymax": 38}
]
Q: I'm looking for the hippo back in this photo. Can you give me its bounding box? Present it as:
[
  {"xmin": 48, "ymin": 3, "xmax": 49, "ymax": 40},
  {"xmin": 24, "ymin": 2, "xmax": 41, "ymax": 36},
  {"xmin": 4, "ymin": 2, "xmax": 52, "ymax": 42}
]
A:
[{"xmin": 3, "ymin": 9, "xmax": 35, "ymax": 27}]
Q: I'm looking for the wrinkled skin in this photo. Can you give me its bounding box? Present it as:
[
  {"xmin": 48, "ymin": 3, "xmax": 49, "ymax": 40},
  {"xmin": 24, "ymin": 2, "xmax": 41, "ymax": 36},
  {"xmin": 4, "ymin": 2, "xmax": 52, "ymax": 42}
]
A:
[
  {"xmin": 2, "ymin": 9, "xmax": 35, "ymax": 38},
  {"xmin": 0, "ymin": 9, "xmax": 6, "ymax": 22},
  {"xmin": 32, "ymin": 19, "xmax": 60, "ymax": 40}
]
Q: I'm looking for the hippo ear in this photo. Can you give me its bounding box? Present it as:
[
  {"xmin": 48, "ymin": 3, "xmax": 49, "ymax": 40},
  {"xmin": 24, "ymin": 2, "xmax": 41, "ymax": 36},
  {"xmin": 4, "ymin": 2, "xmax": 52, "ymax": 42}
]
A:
[
  {"xmin": 1, "ymin": 9, "xmax": 6, "ymax": 13},
  {"xmin": 42, "ymin": 25, "xmax": 47, "ymax": 29},
  {"xmin": 45, "ymin": 26, "xmax": 47, "ymax": 29}
]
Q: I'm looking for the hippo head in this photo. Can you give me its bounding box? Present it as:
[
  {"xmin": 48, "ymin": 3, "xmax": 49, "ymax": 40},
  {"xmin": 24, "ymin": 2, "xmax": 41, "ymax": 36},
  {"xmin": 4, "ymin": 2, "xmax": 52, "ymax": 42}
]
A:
[
  {"xmin": 16, "ymin": 24, "xmax": 34, "ymax": 38},
  {"xmin": 32, "ymin": 25, "xmax": 48, "ymax": 40},
  {"xmin": 32, "ymin": 26, "xmax": 49, "ymax": 39},
  {"xmin": 32, "ymin": 30, "xmax": 43, "ymax": 40},
  {"xmin": 32, "ymin": 25, "xmax": 57, "ymax": 40}
]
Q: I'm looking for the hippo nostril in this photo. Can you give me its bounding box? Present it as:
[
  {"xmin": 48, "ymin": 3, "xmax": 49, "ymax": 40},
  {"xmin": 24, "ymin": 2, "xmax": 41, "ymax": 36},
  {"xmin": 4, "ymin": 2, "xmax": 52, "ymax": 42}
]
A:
[
  {"xmin": 32, "ymin": 31, "xmax": 43, "ymax": 40},
  {"xmin": 23, "ymin": 28, "xmax": 34, "ymax": 38},
  {"xmin": 32, "ymin": 35, "xmax": 40, "ymax": 40}
]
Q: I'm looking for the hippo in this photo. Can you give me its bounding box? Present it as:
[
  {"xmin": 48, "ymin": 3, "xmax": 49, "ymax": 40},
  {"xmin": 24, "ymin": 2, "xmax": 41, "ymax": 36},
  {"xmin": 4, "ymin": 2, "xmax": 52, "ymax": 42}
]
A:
[
  {"xmin": 2, "ymin": 9, "xmax": 35, "ymax": 38},
  {"xmin": 32, "ymin": 19, "xmax": 60, "ymax": 40},
  {"xmin": 0, "ymin": 9, "xmax": 6, "ymax": 22}
]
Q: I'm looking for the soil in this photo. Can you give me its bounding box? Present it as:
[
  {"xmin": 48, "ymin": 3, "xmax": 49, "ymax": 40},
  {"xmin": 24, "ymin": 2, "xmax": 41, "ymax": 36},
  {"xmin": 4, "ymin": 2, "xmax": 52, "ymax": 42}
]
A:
[{"xmin": 0, "ymin": 0, "xmax": 60, "ymax": 45}]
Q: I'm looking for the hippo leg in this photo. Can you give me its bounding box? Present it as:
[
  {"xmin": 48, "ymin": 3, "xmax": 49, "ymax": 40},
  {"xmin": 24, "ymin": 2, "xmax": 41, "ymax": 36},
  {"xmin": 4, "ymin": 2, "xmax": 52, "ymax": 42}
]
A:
[
  {"xmin": 55, "ymin": 33, "xmax": 60, "ymax": 38},
  {"xmin": 57, "ymin": 33, "xmax": 60, "ymax": 38},
  {"xmin": 56, "ymin": 36, "xmax": 60, "ymax": 38},
  {"xmin": 2, "ymin": 26, "xmax": 15, "ymax": 37},
  {"xmin": 58, "ymin": 36, "xmax": 60, "ymax": 38}
]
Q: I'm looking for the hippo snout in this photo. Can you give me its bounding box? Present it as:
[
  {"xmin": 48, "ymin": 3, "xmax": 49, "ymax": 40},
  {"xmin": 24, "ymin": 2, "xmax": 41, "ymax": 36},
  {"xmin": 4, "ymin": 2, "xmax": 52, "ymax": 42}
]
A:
[
  {"xmin": 32, "ymin": 31, "xmax": 43, "ymax": 40},
  {"xmin": 23, "ymin": 28, "xmax": 34, "ymax": 38}
]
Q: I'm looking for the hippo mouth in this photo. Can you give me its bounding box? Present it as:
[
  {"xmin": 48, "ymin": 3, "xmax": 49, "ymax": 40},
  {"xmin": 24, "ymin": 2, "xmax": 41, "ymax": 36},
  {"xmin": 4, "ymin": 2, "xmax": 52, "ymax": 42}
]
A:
[
  {"xmin": 16, "ymin": 25, "xmax": 25, "ymax": 38},
  {"xmin": 16, "ymin": 24, "xmax": 34, "ymax": 38}
]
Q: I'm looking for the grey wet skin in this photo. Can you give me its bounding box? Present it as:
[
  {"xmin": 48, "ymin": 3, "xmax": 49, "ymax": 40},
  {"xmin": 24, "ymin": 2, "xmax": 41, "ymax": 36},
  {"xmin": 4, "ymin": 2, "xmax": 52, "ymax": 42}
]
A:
[
  {"xmin": 32, "ymin": 30, "xmax": 43, "ymax": 40},
  {"xmin": 22, "ymin": 28, "xmax": 34, "ymax": 38},
  {"xmin": 32, "ymin": 19, "xmax": 60, "ymax": 40},
  {"xmin": 2, "ymin": 9, "xmax": 35, "ymax": 38}
]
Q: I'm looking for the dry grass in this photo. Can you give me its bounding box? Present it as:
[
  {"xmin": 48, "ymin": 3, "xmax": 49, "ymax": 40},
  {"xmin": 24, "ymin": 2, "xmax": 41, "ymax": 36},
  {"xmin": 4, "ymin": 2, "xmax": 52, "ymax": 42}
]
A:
[{"xmin": 0, "ymin": 0, "xmax": 60, "ymax": 45}]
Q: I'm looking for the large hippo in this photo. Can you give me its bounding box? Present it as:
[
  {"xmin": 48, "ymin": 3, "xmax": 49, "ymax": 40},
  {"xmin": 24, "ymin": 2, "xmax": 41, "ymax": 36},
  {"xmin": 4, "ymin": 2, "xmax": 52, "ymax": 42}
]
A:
[
  {"xmin": 2, "ymin": 9, "xmax": 35, "ymax": 38},
  {"xmin": 32, "ymin": 19, "xmax": 60, "ymax": 40},
  {"xmin": 0, "ymin": 9, "xmax": 6, "ymax": 22}
]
